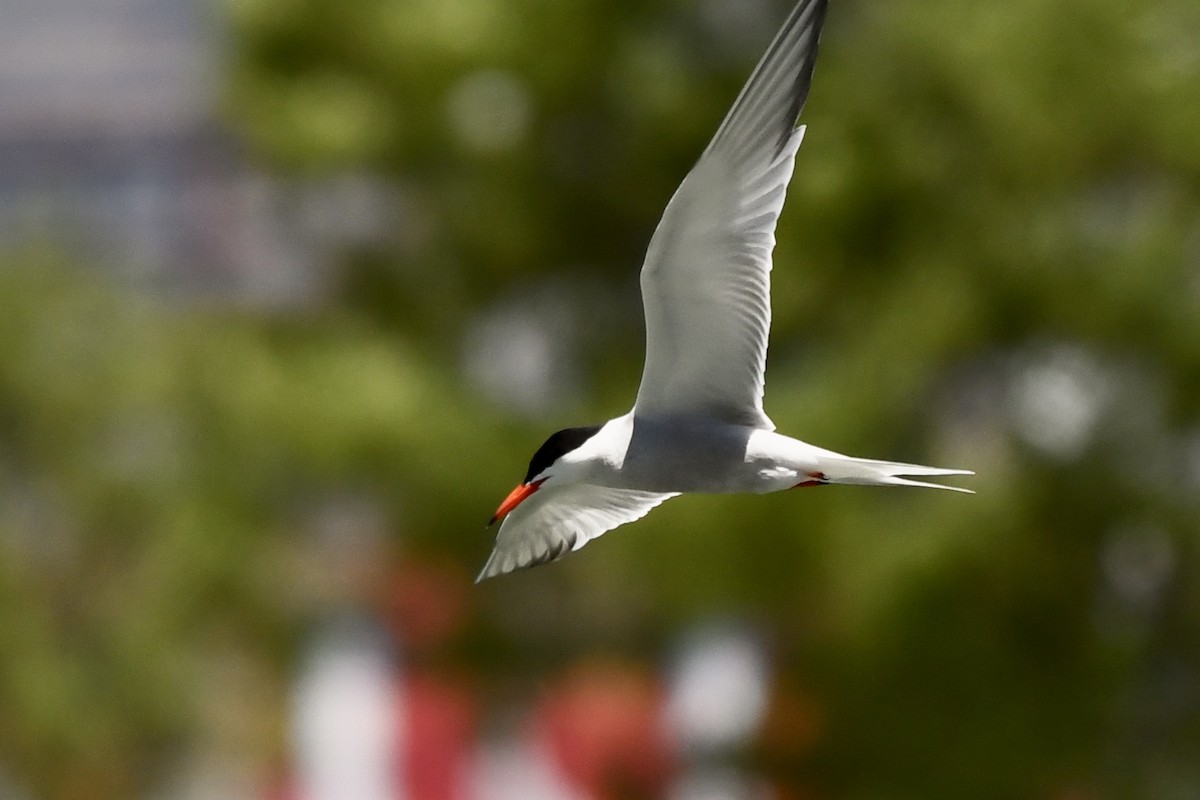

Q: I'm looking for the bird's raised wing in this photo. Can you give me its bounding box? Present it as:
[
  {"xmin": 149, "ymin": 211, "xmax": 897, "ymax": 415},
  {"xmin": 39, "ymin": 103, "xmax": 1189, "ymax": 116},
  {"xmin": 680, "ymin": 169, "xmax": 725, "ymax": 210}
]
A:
[
  {"xmin": 476, "ymin": 483, "xmax": 679, "ymax": 581},
  {"xmin": 634, "ymin": 0, "xmax": 827, "ymax": 429}
]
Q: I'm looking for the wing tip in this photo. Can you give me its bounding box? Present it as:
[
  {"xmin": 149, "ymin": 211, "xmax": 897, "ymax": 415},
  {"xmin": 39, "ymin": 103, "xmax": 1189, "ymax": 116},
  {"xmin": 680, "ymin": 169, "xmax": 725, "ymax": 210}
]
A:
[
  {"xmin": 475, "ymin": 535, "xmax": 576, "ymax": 583},
  {"xmin": 475, "ymin": 550, "xmax": 520, "ymax": 583},
  {"xmin": 474, "ymin": 553, "xmax": 498, "ymax": 583},
  {"xmin": 708, "ymin": 0, "xmax": 829, "ymax": 160}
]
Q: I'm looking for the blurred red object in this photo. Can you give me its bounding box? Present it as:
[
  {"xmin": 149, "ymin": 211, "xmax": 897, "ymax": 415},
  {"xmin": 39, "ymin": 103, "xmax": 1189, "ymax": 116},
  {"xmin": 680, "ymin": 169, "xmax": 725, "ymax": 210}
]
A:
[
  {"xmin": 534, "ymin": 661, "xmax": 675, "ymax": 800},
  {"xmin": 384, "ymin": 558, "xmax": 471, "ymax": 651},
  {"xmin": 386, "ymin": 557, "xmax": 478, "ymax": 799},
  {"xmin": 402, "ymin": 673, "xmax": 478, "ymax": 800}
]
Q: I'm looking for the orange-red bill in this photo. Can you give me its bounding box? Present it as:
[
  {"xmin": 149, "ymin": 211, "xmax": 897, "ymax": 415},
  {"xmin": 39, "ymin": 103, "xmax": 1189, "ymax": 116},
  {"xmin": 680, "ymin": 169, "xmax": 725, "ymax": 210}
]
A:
[{"xmin": 488, "ymin": 478, "xmax": 546, "ymax": 526}]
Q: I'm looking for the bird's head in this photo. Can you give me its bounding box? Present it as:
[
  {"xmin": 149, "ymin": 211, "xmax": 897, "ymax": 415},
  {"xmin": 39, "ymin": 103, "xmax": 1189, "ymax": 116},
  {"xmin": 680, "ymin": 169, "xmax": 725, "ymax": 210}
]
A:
[{"xmin": 489, "ymin": 424, "xmax": 602, "ymax": 525}]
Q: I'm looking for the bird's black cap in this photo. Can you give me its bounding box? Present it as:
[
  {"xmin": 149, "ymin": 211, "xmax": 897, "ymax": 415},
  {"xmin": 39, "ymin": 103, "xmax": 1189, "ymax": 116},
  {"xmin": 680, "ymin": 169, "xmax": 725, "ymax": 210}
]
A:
[{"xmin": 523, "ymin": 424, "xmax": 602, "ymax": 484}]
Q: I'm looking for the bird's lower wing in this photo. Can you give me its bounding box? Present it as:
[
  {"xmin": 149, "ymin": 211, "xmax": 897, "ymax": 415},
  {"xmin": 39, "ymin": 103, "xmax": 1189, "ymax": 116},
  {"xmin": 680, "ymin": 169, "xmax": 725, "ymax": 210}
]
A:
[{"xmin": 476, "ymin": 483, "xmax": 679, "ymax": 582}]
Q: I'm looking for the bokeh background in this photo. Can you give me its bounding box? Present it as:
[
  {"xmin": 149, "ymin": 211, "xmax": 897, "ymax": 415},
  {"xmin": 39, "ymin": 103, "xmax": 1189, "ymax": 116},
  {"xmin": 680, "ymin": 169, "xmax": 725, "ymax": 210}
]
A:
[{"xmin": 1, "ymin": 0, "xmax": 1198, "ymax": 798}]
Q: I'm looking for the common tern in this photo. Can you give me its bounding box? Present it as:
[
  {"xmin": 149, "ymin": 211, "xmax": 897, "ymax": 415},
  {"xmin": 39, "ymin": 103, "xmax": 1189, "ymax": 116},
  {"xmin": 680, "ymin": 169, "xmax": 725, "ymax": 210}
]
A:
[{"xmin": 478, "ymin": 0, "xmax": 972, "ymax": 582}]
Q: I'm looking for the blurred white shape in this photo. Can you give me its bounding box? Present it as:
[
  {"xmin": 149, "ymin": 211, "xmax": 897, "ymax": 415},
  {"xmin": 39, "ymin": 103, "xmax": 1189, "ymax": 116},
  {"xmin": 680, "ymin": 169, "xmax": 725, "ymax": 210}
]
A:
[
  {"xmin": 665, "ymin": 625, "xmax": 770, "ymax": 752},
  {"xmin": 296, "ymin": 173, "xmax": 405, "ymax": 248},
  {"xmin": 463, "ymin": 287, "xmax": 580, "ymax": 416},
  {"xmin": 291, "ymin": 493, "xmax": 393, "ymax": 610},
  {"xmin": 0, "ymin": 479, "xmax": 79, "ymax": 573},
  {"xmin": 1008, "ymin": 345, "xmax": 1110, "ymax": 460},
  {"xmin": 0, "ymin": 770, "xmax": 31, "ymax": 800},
  {"xmin": 292, "ymin": 621, "xmax": 402, "ymax": 800},
  {"xmin": 0, "ymin": 0, "xmax": 214, "ymax": 138},
  {"xmin": 446, "ymin": 70, "xmax": 533, "ymax": 154},
  {"xmin": 147, "ymin": 753, "xmax": 261, "ymax": 800},
  {"xmin": 470, "ymin": 738, "xmax": 586, "ymax": 800},
  {"xmin": 0, "ymin": 0, "xmax": 330, "ymax": 302},
  {"xmin": 1102, "ymin": 523, "xmax": 1175, "ymax": 610},
  {"xmin": 669, "ymin": 767, "xmax": 770, "ymax": 800}
]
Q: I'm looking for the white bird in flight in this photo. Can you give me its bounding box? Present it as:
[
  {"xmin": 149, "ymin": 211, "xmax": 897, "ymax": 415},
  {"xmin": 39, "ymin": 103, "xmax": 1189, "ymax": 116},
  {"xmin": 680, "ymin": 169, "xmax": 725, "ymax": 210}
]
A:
[{"xmin": 478, "ymin": 0, "xmax": 972, "ymax": 582}]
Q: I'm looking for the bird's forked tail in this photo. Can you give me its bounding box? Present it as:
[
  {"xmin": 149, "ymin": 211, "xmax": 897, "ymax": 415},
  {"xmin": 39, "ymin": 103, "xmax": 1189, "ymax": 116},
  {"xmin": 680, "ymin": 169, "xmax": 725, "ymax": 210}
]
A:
[{"xmin": 812, "ymin": 451, "xmax": 974, "ymax": 493}]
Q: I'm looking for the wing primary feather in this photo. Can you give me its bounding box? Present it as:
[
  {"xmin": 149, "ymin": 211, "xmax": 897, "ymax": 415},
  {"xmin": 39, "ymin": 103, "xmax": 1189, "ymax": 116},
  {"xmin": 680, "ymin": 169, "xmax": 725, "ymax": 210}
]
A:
[
  {"xmin": 633, "ymin": 0, "xmax": 826, "ymax": 427},
  {"xmin": 477, "ymin": 485, "xmax": 679, "ymax": 582},
  {"xmin": 708, "ymin": 0, "xmax": 827, "ymax": 162}
]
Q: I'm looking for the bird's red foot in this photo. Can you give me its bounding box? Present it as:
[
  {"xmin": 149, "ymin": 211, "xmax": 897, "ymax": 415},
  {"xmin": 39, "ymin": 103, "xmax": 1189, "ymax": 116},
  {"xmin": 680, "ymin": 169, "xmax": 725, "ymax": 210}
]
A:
[{"xmin": 792, "ymin": 471, "xmax": 827, "ymax": 488}]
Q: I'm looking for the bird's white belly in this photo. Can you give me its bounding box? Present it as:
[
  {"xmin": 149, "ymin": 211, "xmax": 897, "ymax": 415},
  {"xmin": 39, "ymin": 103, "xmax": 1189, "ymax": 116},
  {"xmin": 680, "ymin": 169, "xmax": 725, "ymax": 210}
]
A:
[{"xmin": 595, "ymin": 415, "xmax": 809, "ymax": 494}]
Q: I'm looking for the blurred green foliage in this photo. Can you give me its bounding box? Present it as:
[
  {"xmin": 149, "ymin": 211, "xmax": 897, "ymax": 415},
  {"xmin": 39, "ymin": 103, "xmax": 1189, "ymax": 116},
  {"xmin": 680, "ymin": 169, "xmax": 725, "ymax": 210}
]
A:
[{"xmin": 1, "ymin": 0, "xmax": 1198, "ymax": 797}]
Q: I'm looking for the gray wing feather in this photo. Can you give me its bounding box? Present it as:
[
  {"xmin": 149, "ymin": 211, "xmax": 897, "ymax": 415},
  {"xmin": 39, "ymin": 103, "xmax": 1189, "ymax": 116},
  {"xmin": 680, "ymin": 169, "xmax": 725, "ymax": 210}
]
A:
[
  {"xmin": 476, "ymin": 484, "xmax": 679, "ymax": 581},
  {"xmin": 634, "ymin": 0, "xmax": 827, "ymax": 428}
]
